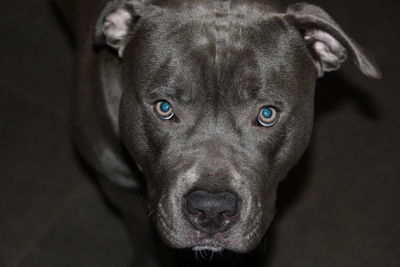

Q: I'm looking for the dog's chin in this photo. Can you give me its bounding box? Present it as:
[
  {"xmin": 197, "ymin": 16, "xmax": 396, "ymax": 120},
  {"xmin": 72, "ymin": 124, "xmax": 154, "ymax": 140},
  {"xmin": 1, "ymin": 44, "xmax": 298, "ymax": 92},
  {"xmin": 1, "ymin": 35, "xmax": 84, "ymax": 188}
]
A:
[
  {"xmin": 192, "ymin": 246, "xmax": 224, "ymax": 252},
  {"xmin": 157, "ymin": 228, "xmax": 264, "ymax": 253}
]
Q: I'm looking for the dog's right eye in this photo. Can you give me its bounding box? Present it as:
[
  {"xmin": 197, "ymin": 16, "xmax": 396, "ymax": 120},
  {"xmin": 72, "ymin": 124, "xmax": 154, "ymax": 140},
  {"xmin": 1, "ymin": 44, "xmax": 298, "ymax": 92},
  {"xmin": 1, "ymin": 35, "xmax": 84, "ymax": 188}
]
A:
[
  {"xmin": 257, "ymin": 106, "xmax": 279, "ymax": 127},
  {"xmin": 154, "ymin": 100, "xmax": 175, "ymax": 120}
]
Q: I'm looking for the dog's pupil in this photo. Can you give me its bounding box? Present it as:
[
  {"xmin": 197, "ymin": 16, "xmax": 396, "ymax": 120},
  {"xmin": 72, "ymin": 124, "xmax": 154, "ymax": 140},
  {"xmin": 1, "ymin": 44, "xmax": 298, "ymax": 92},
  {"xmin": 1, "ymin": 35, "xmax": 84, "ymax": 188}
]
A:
[
  {"xmin": 160, "ymin": 102, "xmax": 171, "ymax": 113},
  {"xmin": 262, "ymin": 108, "xmax": 272, "ymax": 119}
]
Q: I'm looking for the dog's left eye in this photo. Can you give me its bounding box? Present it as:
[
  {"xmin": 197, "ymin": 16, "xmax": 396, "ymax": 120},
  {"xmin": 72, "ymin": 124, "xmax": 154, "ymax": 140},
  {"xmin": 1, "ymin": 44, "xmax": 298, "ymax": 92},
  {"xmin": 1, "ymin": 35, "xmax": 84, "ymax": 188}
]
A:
[
  {"xmin": 257, "ymin": 106, "xmax": 279, "ymax": 127},
  {"xmin": 154, "ymin": 100, "xmax": 175, "ymax": 120}
]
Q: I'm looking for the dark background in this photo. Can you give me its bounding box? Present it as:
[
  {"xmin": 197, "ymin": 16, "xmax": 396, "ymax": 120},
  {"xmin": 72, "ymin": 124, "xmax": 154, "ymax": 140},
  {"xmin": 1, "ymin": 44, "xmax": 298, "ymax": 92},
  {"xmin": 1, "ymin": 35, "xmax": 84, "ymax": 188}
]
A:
[{"xmin": 0, "ymin": 0, "xmax": 399, "ymax": 266}]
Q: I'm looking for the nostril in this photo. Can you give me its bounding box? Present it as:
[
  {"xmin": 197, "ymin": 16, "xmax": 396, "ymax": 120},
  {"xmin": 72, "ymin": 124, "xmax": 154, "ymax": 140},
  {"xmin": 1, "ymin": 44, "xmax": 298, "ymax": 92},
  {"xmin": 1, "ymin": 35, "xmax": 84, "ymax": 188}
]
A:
[
  {"xmin": 186, "ymin": 204, "xmax": 201, "ymax": 215},
  {"xmin": 221, "ymin": 209, "xmax": 235, "ymax": 217}
]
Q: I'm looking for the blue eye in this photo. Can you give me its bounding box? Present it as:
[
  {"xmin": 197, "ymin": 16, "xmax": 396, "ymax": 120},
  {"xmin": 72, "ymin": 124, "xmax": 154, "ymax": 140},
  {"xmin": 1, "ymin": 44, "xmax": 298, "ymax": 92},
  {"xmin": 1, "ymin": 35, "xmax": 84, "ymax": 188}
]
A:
[
  {"xmin": 160, "ymin": 102, "xmax": 171, "ymax": 113},
  {"xmin": 257, "ymin": 106, "xmax": 279, "ymax": 127},
  {"xmin": 155, "ymin": 100, "xmax": 174, "ymax": 120}
]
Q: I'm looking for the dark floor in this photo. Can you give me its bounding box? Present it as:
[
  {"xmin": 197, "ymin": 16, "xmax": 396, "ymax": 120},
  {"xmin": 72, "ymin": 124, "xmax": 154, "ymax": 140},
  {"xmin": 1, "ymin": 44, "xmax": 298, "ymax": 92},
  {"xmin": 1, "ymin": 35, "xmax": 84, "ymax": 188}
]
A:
[{"xmin": 0, "ymin": 0, "xmax": 399, "ymax": 266}]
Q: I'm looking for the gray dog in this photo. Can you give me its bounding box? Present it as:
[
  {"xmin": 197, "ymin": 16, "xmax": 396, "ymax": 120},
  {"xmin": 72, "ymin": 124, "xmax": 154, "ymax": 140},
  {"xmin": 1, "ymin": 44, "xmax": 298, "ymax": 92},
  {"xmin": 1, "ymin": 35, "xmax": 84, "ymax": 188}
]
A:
[{"xmin": 56, "ymin": 0, "xmax": 380, "ymax": 265}]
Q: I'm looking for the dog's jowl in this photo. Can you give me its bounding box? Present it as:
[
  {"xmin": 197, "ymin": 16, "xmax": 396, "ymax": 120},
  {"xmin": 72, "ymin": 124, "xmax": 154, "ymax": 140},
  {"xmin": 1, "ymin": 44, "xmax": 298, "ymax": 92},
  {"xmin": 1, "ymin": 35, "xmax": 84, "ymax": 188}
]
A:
[{"xmin": 56, "ymin": 0, "xmax": 380, "ymax": 265}]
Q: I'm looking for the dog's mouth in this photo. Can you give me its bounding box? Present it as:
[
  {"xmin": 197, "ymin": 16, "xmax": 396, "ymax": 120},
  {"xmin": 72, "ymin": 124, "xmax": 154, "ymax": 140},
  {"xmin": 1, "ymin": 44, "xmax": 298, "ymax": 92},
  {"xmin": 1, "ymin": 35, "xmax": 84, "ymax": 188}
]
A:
[
  {"xmin": 193, "ymin": 245, "xmax": 224, "ymax": 252},
  {"xmin": 155, "ymin": 198, "xmax": 270, "ymax": 253}
]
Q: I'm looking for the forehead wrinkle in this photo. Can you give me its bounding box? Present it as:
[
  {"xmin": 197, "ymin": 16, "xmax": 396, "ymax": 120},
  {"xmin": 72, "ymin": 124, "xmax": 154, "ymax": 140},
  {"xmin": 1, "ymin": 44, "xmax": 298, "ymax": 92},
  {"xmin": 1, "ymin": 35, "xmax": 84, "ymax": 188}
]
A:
[
  {"xmin": 176, "ymin": 25, "xmax": 259, "ymax": 109},
  {"xmin": 171, "ymin": 0, "xmax": 275, "ymax": 69},
  {"xmin": 147, "ymin": 42, "xmax": 204, "ymax": 104},
  {"xmin": 145, "ymin": 6, "xmax": 290, "ymax": 107}
]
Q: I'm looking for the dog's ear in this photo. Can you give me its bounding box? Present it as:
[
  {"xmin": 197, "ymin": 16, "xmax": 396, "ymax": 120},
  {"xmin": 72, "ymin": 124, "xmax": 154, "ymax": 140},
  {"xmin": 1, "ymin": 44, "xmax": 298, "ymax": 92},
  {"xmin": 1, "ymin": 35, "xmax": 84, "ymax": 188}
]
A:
[
  {"xmin": 94, "ymin": 0, "xmax": 142, "ymax": 57},
  {"xmin": 286, "ymin": 3, "xmax": 381, "ymax": 79}
]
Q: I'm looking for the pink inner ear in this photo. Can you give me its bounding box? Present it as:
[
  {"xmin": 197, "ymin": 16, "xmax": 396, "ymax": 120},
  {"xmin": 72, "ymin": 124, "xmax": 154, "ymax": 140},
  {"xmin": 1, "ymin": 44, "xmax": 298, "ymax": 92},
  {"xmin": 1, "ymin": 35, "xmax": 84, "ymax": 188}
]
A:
[
  {"xmin": 304, "ymin": 29, "xmax": 347, "ymax": 74},
  {"xmin": 313, "ymin": 40, "xmax": 337, "ymax": 62},
  {"xmin": 305, "ymin": 29, "xmax": 343, "ymax": 51},
  {"xmin": 104, "ymin": 8, "xmax": 132, "ymax": 42}
]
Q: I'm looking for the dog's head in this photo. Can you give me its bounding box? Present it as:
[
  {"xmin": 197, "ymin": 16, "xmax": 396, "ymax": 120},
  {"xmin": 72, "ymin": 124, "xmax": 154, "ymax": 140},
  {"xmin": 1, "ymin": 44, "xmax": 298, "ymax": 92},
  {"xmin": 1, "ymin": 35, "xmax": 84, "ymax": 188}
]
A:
[{"xmin": 95, "ymin": 0, "xmax": 380, "ymax": 253}]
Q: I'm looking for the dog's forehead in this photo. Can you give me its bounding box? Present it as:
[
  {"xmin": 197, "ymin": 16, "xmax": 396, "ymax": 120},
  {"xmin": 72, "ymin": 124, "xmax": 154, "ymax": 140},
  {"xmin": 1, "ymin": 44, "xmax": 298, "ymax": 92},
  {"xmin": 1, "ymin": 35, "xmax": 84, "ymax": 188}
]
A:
[
  {"xmin": 148, "ymin": 0, "xmax": 285, "ymax": 40},
  {"xmin": 125, "ymin": 1, "xmax": 312, "ymax": 105},
  {"xmin": 149, "ymin": 0, "xmax": 284, "ymax": 14}
]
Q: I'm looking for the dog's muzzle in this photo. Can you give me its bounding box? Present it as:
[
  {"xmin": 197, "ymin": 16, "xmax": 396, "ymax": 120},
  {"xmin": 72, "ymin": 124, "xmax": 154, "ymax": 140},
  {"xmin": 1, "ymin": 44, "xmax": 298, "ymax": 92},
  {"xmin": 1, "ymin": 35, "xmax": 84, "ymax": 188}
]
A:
[{"xmin": 155, "ymin": 165, "xmax": 268, "ymax": 252}]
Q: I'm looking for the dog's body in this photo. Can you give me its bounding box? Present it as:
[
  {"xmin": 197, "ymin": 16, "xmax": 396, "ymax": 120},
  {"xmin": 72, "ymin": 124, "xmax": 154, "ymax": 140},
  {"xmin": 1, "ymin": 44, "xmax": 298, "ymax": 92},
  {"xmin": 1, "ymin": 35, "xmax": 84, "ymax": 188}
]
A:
[{"xmin": 57, "ymin": 0, "xmax": 380, "ymax": 265}]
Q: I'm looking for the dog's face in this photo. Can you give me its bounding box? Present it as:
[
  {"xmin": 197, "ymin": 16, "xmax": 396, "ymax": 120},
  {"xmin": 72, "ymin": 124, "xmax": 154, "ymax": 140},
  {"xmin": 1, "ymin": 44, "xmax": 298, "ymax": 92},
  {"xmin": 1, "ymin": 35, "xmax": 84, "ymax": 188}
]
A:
[{"xmin": 95, "ymin": 0, "xmax": 380, "ymax": 253}]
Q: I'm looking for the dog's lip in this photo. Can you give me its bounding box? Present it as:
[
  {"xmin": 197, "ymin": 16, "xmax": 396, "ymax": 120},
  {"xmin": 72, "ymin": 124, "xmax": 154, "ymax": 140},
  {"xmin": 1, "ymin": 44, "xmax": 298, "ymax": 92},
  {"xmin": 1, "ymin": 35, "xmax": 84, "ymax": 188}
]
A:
[
  {"xmin": 157, "ymin": 212, "xmax": 227, "ymax": 248},
  {"xmin": 192, "ymin": 245, "xmax": 224, "ymax": 252},
  {"xmin": 156, "ymin": 213, "xmax": 259, "ymax": 253}
]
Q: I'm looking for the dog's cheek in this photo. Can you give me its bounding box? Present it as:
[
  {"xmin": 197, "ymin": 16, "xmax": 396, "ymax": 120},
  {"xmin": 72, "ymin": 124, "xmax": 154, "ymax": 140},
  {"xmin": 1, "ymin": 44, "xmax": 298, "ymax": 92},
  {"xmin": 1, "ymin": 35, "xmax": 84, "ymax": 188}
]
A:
[
  {"xmin": 120, "ymin": 93, "xmax": 179, "ymax": 177},
  {"xmin": 120, "ymin": 93, "xmax": 155, "ymax": 167}
]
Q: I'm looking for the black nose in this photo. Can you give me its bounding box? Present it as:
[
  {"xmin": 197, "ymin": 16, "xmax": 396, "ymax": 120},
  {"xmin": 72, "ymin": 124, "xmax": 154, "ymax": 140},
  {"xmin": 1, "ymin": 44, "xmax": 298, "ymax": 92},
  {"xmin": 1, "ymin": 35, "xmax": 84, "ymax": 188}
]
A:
[{"xmin": 184, "ymin": 190, "xmax": 239, "ymax": 236}]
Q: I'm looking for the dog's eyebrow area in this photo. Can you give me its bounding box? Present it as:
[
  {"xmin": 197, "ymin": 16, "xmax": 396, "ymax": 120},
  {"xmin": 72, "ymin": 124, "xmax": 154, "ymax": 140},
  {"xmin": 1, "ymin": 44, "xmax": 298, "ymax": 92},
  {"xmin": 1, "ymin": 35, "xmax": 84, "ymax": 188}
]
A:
[
  {"xmin": 144, "ymin": 54, "xmax": 204, "ymax": 105},
  {"xmin": 134, "ymin": 3, "xmax": 304, "ymax": 109},
  {"xmin": 143, "ymin": 44, "xmax": 292, "ymax": 110}
]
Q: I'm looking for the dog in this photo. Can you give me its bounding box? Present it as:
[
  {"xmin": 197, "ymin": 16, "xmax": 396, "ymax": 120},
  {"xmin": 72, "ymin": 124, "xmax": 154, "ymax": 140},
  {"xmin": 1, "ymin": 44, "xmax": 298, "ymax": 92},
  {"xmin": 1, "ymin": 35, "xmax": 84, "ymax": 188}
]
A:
[{"xmin": 56, "ymin": 0, "xmax": 380, "ymax": 265}]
